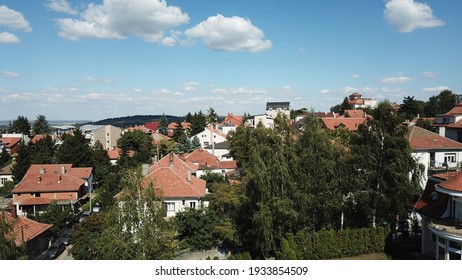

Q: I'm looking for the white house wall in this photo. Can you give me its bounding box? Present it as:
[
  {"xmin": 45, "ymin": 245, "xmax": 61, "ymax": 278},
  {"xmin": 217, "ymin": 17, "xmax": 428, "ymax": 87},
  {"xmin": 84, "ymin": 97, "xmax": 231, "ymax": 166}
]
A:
[{"xmin": 164, "ymin": 198, "xmax": 203, "ymax": 218}]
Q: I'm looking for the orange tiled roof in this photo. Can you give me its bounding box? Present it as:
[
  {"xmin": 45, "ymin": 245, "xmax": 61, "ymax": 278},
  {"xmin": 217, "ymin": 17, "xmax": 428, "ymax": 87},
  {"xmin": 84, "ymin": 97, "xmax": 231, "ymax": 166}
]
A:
[
  {"xmin": 321, "ymin": 118, "xmax": 366, "ymax": 131},
  {"xmin": 13, "ymin": 173, "xmax": 86, "ymax": 193},
  {"xmin": 342, "ymin": 110, "xmax": 365, "ymax": 118},
  {"xmin": 127, "ymin": 125, "xmax": 152, "ymax": 134},
  {"xmin": 438, "ymin": 171, "xmax": 462, "ymax": 193},
  {"xmin": 167, "ymin": 122, "xmax": 191, "ymax": 130},
  {"xmin": 1, "ymin": 212, "xmax": 52, "ymax": 246},
  {"xmin": 108, "ymin": 147, "xmax": 122, "ymax": 159},
  {"xmin": 221, "ymin": 113, "xmax": 243, "ymax": 127},
  {"xmin": 184, "ymin": 148, "xmax": 220, "ymax": 166},
  {"xmin": 348, "ymin": 99, "xmax": 364, "ymax": 105},
  {"xmin": 0, "ymin": 137, "xmax": 21, "ymax": 148},
  {"xmin": 145, "ymin": 121, "xmax": 159, "ymax": 132},
  {"xmin": 18, "ymin": 197, "xmax": 53, "ymax": 206},
  {"xmin": 414, "ymin": 179, "xmax": 449, "ymax": 218},
  {"xmin": 437, "ymin": 102, "xmax": 462, "ymax": 117},
  {"xmin": 146, "ymin": 153, "xmax": 205, "ymax": 198},
  {"xmin": 408, "ymin": 126, "xmax": 462, "ymax": 150}
]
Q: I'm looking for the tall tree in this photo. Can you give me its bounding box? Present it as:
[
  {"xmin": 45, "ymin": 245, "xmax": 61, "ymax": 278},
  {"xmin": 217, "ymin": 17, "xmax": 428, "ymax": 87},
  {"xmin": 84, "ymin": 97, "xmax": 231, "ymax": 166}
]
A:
[
  {"xmin": 189, "ymin": 111, "xmax": 207, "ymax": 136},
  {"xmin": 29, "ymin": 135, "xmax": 55, "ymax": 164},
  {"xmin": 32, "ymin": 115, "xmax": 51, "ymax": 135},
  {"xmin": 91, "ymin": 140, "xmax": 112, "ymax": 184},
  {"xmin": 399, "ymin": 96, "xmax": 424, "ymax": 120},
  {"xmin": 0, "ymin": 212, "xmax": 27, "ymax": 259},
  {"xmin": 158, "ymin": 114, "xmax": 169, "ymax": 136},
  {"xmin": 117, "ymin": 130, "xmax": 153, "ymax": 164},
  {"xmin": 11, "ymin": 140, "xmax": 31, "ymax": 184},
  {"xmin": 423, "ymin": 89, "xmax": 459, "ymax": 116},
  {"xmin": 10, "ymin": 116, "xmax": 31, "ymax": 136},
  {"xmin": 55, "ymin": 129, "xmax": 92, "ymax": 167},
  {"xmin": 172, "ymin": 120, "xmax": 185, "ymax": 142},
  {"xmin": 207, "ymin": 107, "xmax": 219, "ymax": 125},
  {"xmin": 0, "ymin": 146, "xmax": 10, "ymax": 168}
]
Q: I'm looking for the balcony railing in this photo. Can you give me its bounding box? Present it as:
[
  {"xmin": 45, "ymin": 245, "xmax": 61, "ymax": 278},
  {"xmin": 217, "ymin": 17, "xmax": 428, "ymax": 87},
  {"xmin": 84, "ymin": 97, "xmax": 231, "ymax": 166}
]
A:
[{"xmin": 428, "ymin": 217, "xmax": 462, "ymax": 238}]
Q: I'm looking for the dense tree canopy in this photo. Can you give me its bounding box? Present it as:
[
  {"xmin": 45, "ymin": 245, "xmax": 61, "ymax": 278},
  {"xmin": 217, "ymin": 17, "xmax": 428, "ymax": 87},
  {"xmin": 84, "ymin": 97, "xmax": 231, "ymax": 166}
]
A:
[
  {"xmin": 32, "ymin": 115, "xmax": 51, "ymax": 135},
  {"xmin": 10, "ymin": 116, "xmax": 31, "ymax": 136},
  {"xmin": 55, "ymin": 129, "xmax": 92, "ymax": 167}
]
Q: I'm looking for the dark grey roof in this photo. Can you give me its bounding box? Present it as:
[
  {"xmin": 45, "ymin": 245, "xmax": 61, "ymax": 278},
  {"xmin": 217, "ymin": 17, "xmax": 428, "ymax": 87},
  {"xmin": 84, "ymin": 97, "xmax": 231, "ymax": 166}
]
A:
[
  {"xmin": 204, "ymin": 141, "xmax": 229, "ymax": 150},
  {"xmin": 266, "ymin": 102, "xmax": 290, "ymax": 110}
]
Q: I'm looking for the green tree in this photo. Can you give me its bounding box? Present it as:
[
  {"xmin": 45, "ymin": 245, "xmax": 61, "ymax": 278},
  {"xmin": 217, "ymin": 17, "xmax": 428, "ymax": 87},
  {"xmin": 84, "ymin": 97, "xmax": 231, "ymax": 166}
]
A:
[
  {"xmin": 207, "ymin": 107, "xmax": 219, "ymax": 125},
  {"xmin": 158, "ymin": 114, "xmax": 169, "ymax": 136},
  {"xmin": 172, "ymin": 120, "xmax": 185, "ymax": 142},
  {"xmin": 117, "ymin": 130, "xmax": 153, "ymax": 164},
  {"xmin": 399, "ymin": 96, "xmax": 424, "ymax": 120},
  {"xmin": 11, "ymin": 140, "xmax": 31, "ymax": 184},
  {"xmin": 55, "ymin": 129, "xmax": 92, "ymax": 167},
  {"xmin": 34, "ymin": 202, "xmax": 73, "ymax": 236},
  {"xmin": 189, "ymin": 111, "xmax": 207, "ymax": 136},
  {"xmin": 349, "ymin": 101, "xmax": 419, "ymax": 228},
  {"xmin": 91, "ymin": 140, "xmax": 112, "ymax": 184},
  {"xmin": 0, "ymin": 212, "xmax": 27, "ymax": 259},
  {"xmin": 10, "ymin": 116, "xmax": 31, "ymax": 136},
  {"xmin": 0, "ymin": 146, "xmax": 11, "ymax": 168},
  {"xmin": 330, "ymin": 97, "xmax": 352, "ymax": 114},
  {"xmin": 423, "ymin": 89, "xmax": 459, "ymax": 116},
  {"xmin": 32, "ymin": 115, "xmax": 51, "ymax": 135},
  {"xmin": 30, "ymin": 135, "xmax": 55, "ymax": 164},
  {"xmin": 175, "ymin": 208, "xmax": 219, "ymax": 250},
  {"xmin": 191, "ymin": 136, "xmax": 201, "ymax": 150}
]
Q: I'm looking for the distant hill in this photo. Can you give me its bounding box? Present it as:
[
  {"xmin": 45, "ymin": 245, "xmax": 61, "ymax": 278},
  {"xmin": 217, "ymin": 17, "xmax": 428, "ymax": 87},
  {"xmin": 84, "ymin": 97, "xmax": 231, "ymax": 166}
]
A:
[{"xmin": 88, "ymin": 115, "xmax": 183, "ymax": 128}]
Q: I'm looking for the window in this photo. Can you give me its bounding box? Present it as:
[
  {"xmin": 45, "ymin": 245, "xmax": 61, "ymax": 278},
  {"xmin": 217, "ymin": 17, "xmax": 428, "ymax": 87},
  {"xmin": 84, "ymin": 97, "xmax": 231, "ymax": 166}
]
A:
[
  {"xmin": 444, "ymin": 153, "xmax": 456, "ymax": 163},
  {"xmin": 166, "ymin": 202, "xmax": 175, "ymax": 211},
  {"xmin": 443, "ymin": 118, "xmax": 450, "ymax": 124},
  {"xmin": 189, "ymin": 202, "xmax": 196, "ymax": 208},
  {"xmin": 182, "ymin": 200, "xmax": 185, "ymax": 206}
]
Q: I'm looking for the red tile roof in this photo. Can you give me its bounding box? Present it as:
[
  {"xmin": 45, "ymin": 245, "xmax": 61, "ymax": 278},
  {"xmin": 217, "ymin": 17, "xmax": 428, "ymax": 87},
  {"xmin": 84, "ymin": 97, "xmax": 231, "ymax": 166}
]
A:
[
  {"xmin": 145, "ymin": 121, "xmax": 159, "ymax": 132},
  {"xmin": 146, "ymin": 153, "xmax": 205, "ymax": 198},
  {"xmin": 437, "ymin": 102, "xmax": 462, "ymax": 116},
  {"xmin": 342, "ymin": 110, "xmax": 365, "ymax": 118},
  {"xmin": 13, "ymin": 173, "xmax": 86, "ymax": 193},
  {"xmin": 167, "ymin": 122, "xmax": 191, "ymax": 130},
  {"xmin": 184, "ymin": 148, "xmax": 220, "ymax": 166},
  {"xmin": 220, "ymin": 113, "xmax": 243, "ymax": 127},
  {"xmin": 152, "ymin": 132, "xmax": 171, "ymax": 144},
  {"xmin": 1, "ymin": 212, "xmax": 52, "ymax": 246},
  {"xmin": 438, "ymin": 171, "xmax": 462, "ymax": 193},
  {"xmin": 0, "ymin": 137, "xmax": 21, "ymax": 148},
  {"xmin": 408, "ymin": 126, "xmax": 462, "ymax": 150},
  {"xmin": 414, "ymin": 179, "xmax": 449, "ymax": 218},
  {"xmin": 18, "ymin": 197, "xmax": 53, "ymax": 206},
  {"xmin": 127, "ymin": 125, "xmax": 152, "ymax": 134},
  {"xmin": 321, "ymin": 118, "xmax": 366, "ymax": 131}
]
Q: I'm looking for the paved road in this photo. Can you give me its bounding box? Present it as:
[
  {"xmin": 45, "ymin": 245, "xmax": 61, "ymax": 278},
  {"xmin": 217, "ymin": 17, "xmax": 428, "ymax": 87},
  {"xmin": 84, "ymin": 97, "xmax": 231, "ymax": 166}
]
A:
[{"xmin": 57, "ymin": 245, "xmax": 74, "ymax": 260}]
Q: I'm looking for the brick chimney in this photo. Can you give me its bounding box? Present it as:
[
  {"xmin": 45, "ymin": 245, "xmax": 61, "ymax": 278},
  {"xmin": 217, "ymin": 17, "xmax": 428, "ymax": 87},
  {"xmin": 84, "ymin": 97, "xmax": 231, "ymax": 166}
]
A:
[{"xmin": 61, "ymin": 166, "xmax": 66, "ymax": 174}]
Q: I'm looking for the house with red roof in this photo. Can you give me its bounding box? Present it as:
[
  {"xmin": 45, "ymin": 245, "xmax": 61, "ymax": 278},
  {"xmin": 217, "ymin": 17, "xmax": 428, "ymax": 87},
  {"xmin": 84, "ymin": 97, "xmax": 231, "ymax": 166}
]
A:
[
  {"xmin": 347, "ymin": 93, "xmax": 376, "ymax": 109},
  {"xmin": 1, "ymin": 211, "xmax": 52, "ymax": 259},
  {"xmin": 167, "ymin": 121, "xmax": 191, "ymax": 138},
  {"xmin": 192, "ymin": 124, "xmax": 227, "ymax": 148},
  {"xmin": 12, "ymin": 164, "xmax": 93, "ymax": 217},
  {"xmin": 218, "ymin": 113, "xmax": 243, "ymax": 135},
  {"xmin": 145, "ymin": 121, "xmax": 159, "ymax": 132},
  {"xmin": 0, "ymin": 135, "xmax": 22, "ymax": 155},
  {"xmin": 182, "ymin": 148, "xmax": 238, "ymax": 177},
  {"xmin": 414, "ymin": 171, "xmax": 462, "ymax": 260},
  {"xmin": 434, "ymin": 102, "xmax": 462, "ymax": 142},
  {"xmin": 145, "ymin": 153, "xmax": 207, "ymax": 218},
  {"xmin": 0, "ymin": 211, "xmax": 53, "ymax": 259}
]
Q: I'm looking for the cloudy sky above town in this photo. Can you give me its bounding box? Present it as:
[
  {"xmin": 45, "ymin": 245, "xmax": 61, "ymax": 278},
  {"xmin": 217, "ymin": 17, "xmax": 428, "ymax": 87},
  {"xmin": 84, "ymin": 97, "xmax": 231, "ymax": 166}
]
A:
[{"xmin": 0, "ymin": 0, "xmax": 460, "ymax": 121}]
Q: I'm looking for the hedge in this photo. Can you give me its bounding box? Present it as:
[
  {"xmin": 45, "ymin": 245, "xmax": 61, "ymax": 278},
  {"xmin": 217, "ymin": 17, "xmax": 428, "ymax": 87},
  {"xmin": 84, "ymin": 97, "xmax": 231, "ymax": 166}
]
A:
[{"xmin": 278, "ymin": 226, "xmax": 390, "ymax": 260}]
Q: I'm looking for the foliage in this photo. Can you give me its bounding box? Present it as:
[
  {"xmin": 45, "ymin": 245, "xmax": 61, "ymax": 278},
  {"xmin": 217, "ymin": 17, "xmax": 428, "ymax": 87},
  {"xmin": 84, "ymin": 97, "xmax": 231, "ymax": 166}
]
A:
[
  {"xmin": 10, "ymin": 116, "xmax": 31, "ymax": 136},
  {"xmin": 330, "ymin": 97, "xmax": 352, "ymax": 114},
  {"xmin": 172, "ymin": 120, "xmax": 186, "ymax": 142},
  {"xmin": 415, "ymin": 118, "xmax": 434, "ymax": 131},
  {"xmin": 11, "ymin": 140, "xmax": 31, "ymax": 184},
  {"xmin": 55, "ymin": 129, "xmax": 93, "ymax": 167},
  {"xmin": 33, "ymin": 202, "xmax": 74, "ymax": 237},
  {"xmin": 423, "ymin": 89, "xmax": 459, "ymax": 116},
  {"xmin": 91, "ymin": 140, "xmax": 112, "ymax": 184},
  {"xmin": 189, "ymin": 111, "xmax": 207, "ymax": 136},
  {"xmin": 72, "ymin": 168, "xmax": 178, "ymax": 259},
  {"xmin": 30, "ymin": 135, "xmax": 55, "ymax": 164},
  {"xmin": 200, "ymin": 171, "xmax": 225, "ymax": 192},
  {"xmin": 175, "ymin": 207, "xmax": 219, "ymax": 251},
  {"xmin": 32, "ymin": 115, "xmax": 51, "ymax": 135},
  {"xmin": 399, "ymin": 96, "xmax": 424, "ymax": 120},
  {"xmin": 174, "ymin": 136, "xmax": 196, "ymax": 154},
  {"xmin": 1, "ymin": 180, "xmax": 15, "ymax": 194},
  {"xmin": 0, "ymin": 212, "xmax": 27, "ymax": 260},
  {"xmin": 207, "ymin": 107, "xmax": 219, "ymax": 125},
  {"xmin": 158, "ymin": 114, "xmax": 169, "ymax": 136},
  {"xmin": 117, "ymin": 130, "xmax": 153, "ymax": 164},
  {"xmin": 154, "ymin": 139, "xmax": 175, "ymax": 160},
  {"xmin": 0, "ymin": 146, "xmax": 10, "ymax": 168}
]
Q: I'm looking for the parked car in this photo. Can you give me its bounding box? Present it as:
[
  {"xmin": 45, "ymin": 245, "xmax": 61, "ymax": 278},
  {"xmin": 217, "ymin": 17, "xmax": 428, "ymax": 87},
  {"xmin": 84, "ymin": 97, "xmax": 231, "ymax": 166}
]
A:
[
  {"xmin": 59, "ymin": 227, "xmax": 73, "ymax": 246},
  {"xmin": 47, "ymin": 239, "xmax": 66, "ymax": 259},
  {"xmin": 92, "ymin": 202, "xmax": 101, "ymax": 213},
  {"xmin": 78, "ymin": 211, "xmax": 92, "ymax": 223}
]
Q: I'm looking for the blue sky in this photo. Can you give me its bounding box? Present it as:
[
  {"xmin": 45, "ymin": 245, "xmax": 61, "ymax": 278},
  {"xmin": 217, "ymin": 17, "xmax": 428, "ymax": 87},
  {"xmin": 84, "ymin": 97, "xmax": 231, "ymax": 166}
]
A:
[{"xmin": 0, "ymin": 0, "xmax": 461, "ymax": 121}]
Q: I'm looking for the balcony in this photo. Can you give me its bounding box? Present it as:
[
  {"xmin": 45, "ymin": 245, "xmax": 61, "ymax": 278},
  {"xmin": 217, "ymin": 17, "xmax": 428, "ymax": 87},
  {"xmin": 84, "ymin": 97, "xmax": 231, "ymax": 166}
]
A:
[{"xmin": 428, "ymin": 217, "xmax": 462, "ymax": 239}]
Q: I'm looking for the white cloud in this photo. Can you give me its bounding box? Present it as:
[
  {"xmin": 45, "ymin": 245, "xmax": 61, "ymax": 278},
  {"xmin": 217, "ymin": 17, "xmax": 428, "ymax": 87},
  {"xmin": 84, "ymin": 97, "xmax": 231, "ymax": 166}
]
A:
[
  {"xmin": 46, "ymin": 0, "xmax": 78, "ymax": 15},
  {"xmin": 160, "ymin": 36, "xmax": 177, "ymax": 46},
  {"xmin": 381, "ymin": 76, "xmax": 411, "ymax": 84},
  {"xmin": 212, "ymin": 88, "xmax": 228, "ymax": 94},
  {"xmin": 1, "ymin": 70, "xmax": 20, "ymax": 78},
  {"xmin": 229, "ymin": 87, "xmax": 266, "ymax": 94},
  {"xmin": 56, "ymin": 0, "xmax": 189, "ymax": 42},
  {"xmin": 0, "ymin": 32, "xmax": 19, "ymax": 43},
  {"xmin": 384, "ymin": 0, "xmax": 444, "ymax": 32},
  {"xmin": 82, "ymin": 76, "xmax": 113, "ymax": 83},
  {"xmin": 320, "ymin": 89, "xmax": 331, "ymax": 94},
  {"xmin": 0, "ymin": 5, "xmax": 31, "ymax": 31},
  {"xmin": 185, "ymin": 14, "xmax": 272, "ymax": 52},
  {"xmin": 350, "ymin": 74, "xmax": 360, "ymax": 79},
  {"xmin": 132, "ymin": 88, "xmax": 143, "ymax": 93},
  {"xmin": 422, "ymin": 86, "xmax": 449, "ymax": 92},
  {"xmin": 422, "ymin": 71, "xmax": 437, "ymax": 78},
  {"xmin": 182, "ymin": 82, "xmax": 198, "ymax": 91}
]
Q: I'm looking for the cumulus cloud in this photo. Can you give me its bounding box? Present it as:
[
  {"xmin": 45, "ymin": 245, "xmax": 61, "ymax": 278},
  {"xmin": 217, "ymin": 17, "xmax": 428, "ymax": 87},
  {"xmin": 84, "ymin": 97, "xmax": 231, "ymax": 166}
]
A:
[
  {"xmin": 46, "ymin": 0, "xmax": 78, "ymax": 15},
  {"xmin": 422, "ymin": 86, "xmax": 449, "ymax": 92},
  {"xmin": 182, "ymin": 82, "xmax": 198, "ymax": 91},
  {"xmin": 0, "ymin": 5, "xmax": 32, "ymax": 31},
  {"xmin": 422, "ymin": 71, "xmax": 437, "ymax": 78},
  {"xmin": 56, "ymin": 0, "xmax": 189, "ymax": 42},
  {"xmin": 384, "ymin": 0, "xmax": 444, "ymax": 32},
  {"xmin": 320, "ymin": 89, "xmax": 331, "ymax": 94},
  {"xmin": 1, "ymin": 70, "xmax": 20, "ymax": 78},
  {"xmin": 381, "ymin": 76, "xmax": 411, "ymax": 84},
  {"xmin": 82, "ymin": 76, "xmax": 113, "ymax": 83},
  {"xmin": 185, "ymin": 14, "xmax": 272, "ymax": 52},
  {"xmin": 0, "ymin": 32, "xmax": 19, "ymax": 43},
  {"xmin": 350, "ymin": 74, "xmax": 360, "ymax": 79}
]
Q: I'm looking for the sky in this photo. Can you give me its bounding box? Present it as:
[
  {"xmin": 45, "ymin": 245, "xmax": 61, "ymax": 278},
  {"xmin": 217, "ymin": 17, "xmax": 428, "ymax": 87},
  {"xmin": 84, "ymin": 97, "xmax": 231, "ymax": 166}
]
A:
[{"xmin": 0, "ymin": 0, "xmax": 461, "ymax": 121}]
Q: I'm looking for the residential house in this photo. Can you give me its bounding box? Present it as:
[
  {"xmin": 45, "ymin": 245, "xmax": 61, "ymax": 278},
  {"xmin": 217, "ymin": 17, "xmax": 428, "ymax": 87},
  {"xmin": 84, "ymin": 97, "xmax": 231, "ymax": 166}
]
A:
[
  {"xmin": 320, "ymin": 118, "xmax": 366, "ymax": 131},
  {"xmin": 125, "ymin": 125, "xmax": 153, "ymax": 135},
  {"xmin": 81, "ymin": 125, "xmax": 104, "ymax": 141},
  {"xmin": 91, "ymin": 124, "xmax": 122, "ymax": 150},
  {"xmin": 204, "ymin": 141, "xmax": 234, "ymax": 161},
  {"xmin": 0, "ymin": 134, "xmax": 24, "ymax": 155},
  {"xmin": 182, "ymin": 148, "xmax": 238, "ymax": 177},
  {"xmin": 434, "ymin": 102, "xmax": 462, "ymax": 142},
  {"xmin": 347, "ymin": 93, "xmax": 376, "ymax": 109},
  {"xmin": 409, "ymin": 125, "xmax": 462, "ymax": 189},
  {"xmin": 145, "ymin": 153, "xmax": 206, "ymax": 218},
  {"xmin": 192, "ymin": 124, "xmax": 227, "ymax": 148},
  {"xmin": 246, "ymin": 102, "xmax": 291, "ymax": 128},
  {"xmin": 218, "ymin": 113, "xmax": 243, "ymax": 135},
  {"xmin": 0, "ymin": 163, "xmax": 13, "ymax": 188},
  {"xmin": 12, "ymin": 164, "xmax": 93, "ymax": 216},
  {"xmin": 415, "ymin": 171, "xmax": 462, "ymax": 260},
  {"xmin": 30, "ymin": 134, "xmax": 63, "ymax": 146},
  {"xmin": 1, "ymin": 211, "xmax": 52, "ymax": 259},
  {"xmin": 145, "ymin": 121, "xmax": 159, "ymax": 132},
  {"xmin": 167, "ymin": 121, "xmax": 191, "ymax": 138}
]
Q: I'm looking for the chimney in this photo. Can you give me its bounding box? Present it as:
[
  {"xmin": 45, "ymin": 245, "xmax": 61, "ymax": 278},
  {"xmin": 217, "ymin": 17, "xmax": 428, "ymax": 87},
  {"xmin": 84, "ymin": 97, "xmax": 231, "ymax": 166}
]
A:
[
  {"xmin": 169, "ymin": 153, "xmax": 174, "ymax": 168},
  {"xmin": 58, "ymin": 175, "xmax": 62, "ymax": 183},
  {"xmin": 187, "ymin": 169, "xmax": 192, "ymax": 182},
  {"xmin": 37, "ymin": 175, "xmax": 42, "ymax": 183},
  {"xmin": 61, "ymin": 166, "xmax": 66, "ymax": 174},
  {"xmin": 11, "ymin": 205, "xmax": 18, "ymax": 218},
  {"xmin": 39, "ymin": 168, "xmax": 45, "ymax": 174}
]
